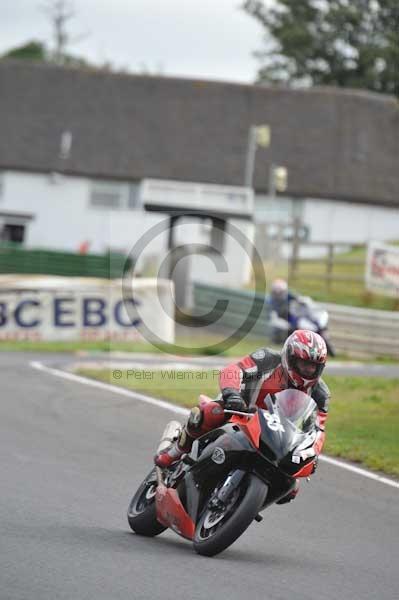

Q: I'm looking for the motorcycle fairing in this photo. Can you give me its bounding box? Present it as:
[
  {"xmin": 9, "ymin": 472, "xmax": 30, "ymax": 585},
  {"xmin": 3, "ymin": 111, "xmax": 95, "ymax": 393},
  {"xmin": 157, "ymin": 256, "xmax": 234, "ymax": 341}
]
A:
[
  {"xmin": 230, "ymin": 413, "xmax": 261, "ymax": 448},
  {"xmin": 159, "ymin": 390, "xmax": 319, "ymax": 531},
  {"xmin": 174, "ymin": 426, "xmax": 263, "ymax": 524},
  {"xmin": 291, "ymin": 461, "xmax": 315, "ymax": 478},
  {"xmin": 258, "ymin": 391, "xmax": 319, "ymax": 476},
  {"xmin": 190, "ymin": 424, "xmax": 259, "ymax": 472},
  {"xmin": 155, "ymin": 482, "xmax": 195, "ymax": 540}
]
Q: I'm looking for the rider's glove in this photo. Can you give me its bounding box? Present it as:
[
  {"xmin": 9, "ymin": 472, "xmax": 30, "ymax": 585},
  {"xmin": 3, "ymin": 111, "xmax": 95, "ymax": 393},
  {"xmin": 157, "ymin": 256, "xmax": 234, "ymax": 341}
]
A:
[{"xmin": 222, "ymin": 389, "xmax": 247, "ymax": 412}]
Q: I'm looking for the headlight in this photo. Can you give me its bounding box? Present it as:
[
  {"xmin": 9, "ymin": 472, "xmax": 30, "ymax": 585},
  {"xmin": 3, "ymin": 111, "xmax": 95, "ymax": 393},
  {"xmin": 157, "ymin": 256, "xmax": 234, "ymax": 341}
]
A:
[{"xmin": 317, "ymin": 310, "xmax": 329, "ymax": 329}]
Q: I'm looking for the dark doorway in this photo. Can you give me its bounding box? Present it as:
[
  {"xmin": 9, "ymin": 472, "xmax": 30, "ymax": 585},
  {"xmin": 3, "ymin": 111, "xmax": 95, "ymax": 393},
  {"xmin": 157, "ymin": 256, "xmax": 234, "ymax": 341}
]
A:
[{"xmin": 1, "ymin": 224, "xmax": 25, "ymax": 243}]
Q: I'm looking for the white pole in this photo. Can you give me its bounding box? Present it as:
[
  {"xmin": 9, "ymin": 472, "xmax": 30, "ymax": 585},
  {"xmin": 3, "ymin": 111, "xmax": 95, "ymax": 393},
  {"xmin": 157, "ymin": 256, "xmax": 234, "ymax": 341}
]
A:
[{"xmin": 244, "ymin": 126, "xmax": 258, "ymax": 188}]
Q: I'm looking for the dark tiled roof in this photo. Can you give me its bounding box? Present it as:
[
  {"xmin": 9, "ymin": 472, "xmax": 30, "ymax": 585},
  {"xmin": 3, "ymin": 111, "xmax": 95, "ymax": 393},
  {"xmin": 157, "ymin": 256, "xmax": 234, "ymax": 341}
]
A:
[{"xmin": 1, "ymin": 60, "xmax": 398, "ymax": 206}]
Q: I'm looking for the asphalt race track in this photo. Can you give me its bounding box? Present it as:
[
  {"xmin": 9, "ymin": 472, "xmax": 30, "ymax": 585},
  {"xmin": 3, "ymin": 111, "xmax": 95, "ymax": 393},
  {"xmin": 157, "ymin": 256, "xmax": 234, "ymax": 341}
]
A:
[{"xmin": 1, "ymin": 352, "xmax": 398, "ymax": 600}]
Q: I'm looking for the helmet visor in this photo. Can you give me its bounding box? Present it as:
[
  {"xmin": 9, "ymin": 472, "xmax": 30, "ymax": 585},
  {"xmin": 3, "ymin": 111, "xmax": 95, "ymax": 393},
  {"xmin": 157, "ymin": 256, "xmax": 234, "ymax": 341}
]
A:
[{"xmin": 292, "ymin": 357, "xmax": 325, "ymax": 379}]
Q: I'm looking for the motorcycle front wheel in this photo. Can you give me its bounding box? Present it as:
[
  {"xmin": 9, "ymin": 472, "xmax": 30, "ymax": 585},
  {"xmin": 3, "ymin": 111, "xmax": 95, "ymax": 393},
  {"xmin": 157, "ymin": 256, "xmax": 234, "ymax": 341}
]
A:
[
  {"xmin": 321, "ymin": 332, "xmax": 336, "ymax": 357},
  {"xmin": 127, "ymin": 468, "xmax": 166, "ymax": 537},
  {"xmin": 193, "ymin": 473, "xmax": 267, "ymax": 557}
]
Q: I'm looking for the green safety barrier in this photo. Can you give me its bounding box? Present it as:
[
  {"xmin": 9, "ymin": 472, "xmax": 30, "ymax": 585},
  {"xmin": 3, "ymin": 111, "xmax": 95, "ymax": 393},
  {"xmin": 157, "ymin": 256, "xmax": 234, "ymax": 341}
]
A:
[
  {"xmin": 0, "ymin": 244, "xmax": 130, "ymax": 279},
  {"xmin": 192, "ymin": 282, "xmax": 271, "ymax": 336}
]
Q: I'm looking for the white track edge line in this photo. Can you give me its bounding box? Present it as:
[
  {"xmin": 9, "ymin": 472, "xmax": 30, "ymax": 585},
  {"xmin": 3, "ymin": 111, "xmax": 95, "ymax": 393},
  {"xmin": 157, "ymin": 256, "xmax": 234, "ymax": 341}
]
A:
[
  {"xmin": 30, "ymin": 360, "xmax": 399, "ymax": 490},
  {"xmin": 30, "ymin": 361, "xmax": 189, "ymax": 416},
  {"xmin": 318, "ymin": 455, "xmax": 399, "ymax": 488}
]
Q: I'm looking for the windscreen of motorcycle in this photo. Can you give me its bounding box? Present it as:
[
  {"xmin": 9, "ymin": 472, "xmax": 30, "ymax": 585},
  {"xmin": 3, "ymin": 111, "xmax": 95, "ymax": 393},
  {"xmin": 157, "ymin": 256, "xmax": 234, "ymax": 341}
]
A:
[
  {"xmin": 259, "ymin": 390, "xmax": 317, "ymax": 460},
  {"xmin": 270, "ymin": 390, "xmax": 317, "ymax": 430}
]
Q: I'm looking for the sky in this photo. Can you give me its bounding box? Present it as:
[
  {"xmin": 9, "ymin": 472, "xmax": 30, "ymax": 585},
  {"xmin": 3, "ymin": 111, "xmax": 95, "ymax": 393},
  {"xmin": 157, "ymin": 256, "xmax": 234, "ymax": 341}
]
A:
[{"xmin": 1, "ymin": 0, "xmax": 267, "ymax": 83}]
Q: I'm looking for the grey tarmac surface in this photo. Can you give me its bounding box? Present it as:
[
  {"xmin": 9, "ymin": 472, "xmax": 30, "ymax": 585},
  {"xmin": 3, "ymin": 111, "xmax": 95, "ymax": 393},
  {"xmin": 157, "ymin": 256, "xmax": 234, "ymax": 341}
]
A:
[{"xmin": 1, "ymin": 352, "xmax": 398, "ymax": 600}]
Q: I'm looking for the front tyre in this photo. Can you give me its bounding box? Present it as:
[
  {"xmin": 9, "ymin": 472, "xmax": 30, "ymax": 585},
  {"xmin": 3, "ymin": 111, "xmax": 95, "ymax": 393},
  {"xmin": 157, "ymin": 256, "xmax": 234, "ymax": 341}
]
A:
[
  {"xmin": 193, "ymin": 474, "xmax": 267, "ymax": 557},
  {"xmin": 322, "ymin": 332, "xmax": 336, "ymax": 357},
  {"xmin": 127, "ymin": 468, "xmax": 166, "ymax": 537}
]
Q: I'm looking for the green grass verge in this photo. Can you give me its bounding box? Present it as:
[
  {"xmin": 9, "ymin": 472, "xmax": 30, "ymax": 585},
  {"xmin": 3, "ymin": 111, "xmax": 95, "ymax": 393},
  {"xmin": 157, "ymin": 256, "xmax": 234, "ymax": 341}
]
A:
[
  {"xmin": 2, "ymin": 338, "xmax": 396, "ymax": 363},
  {"xmin": 322, "ymin": 376, "xmax": 399, "ymax": 477},
  {"xmin": 0, "ymin": 336, "xmax": 270, "ymax": 358},
  {"xmin": 78, "ymin": 368, "xmax": 399, "ymax": 478},
  {"xmin": 0, "ymin": 340, "xmax": 156, "ymax": 353},
  {"xmin": 78, "ymin": 367, "xmax": 221, "ymax": 406}
]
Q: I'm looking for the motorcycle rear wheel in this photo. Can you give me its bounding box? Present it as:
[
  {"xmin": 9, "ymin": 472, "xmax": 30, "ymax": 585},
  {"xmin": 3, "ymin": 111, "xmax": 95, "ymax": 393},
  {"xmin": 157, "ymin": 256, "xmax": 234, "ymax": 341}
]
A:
[
  {"xmin": 127, "ymin": 468, "xmax": 166, "ymax": 537},
  {"xmin": 193, "ymin": 473, "xmax": 267, "ymax": 557}
]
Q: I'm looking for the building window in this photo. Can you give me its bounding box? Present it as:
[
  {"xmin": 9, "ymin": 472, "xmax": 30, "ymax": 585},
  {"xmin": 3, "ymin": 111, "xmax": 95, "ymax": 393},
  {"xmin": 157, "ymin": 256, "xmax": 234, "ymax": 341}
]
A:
[
  {"xmin": 90, "ymin": 181, "xmax": 125, "ymax": 210},
  {"xmin": 0, "ymin": 212, "xmax": 33, "ymax": 245},
  {"xmin": 255, "ymin": 194, "xmax": 296, "ymax": 223},
  {"xmin": 90, "ymin": 180, "xmax": 141, "ymax": 210},
  {"xmin": 1, "ymin": 223, "xmax": 25, "ymax": 243}
]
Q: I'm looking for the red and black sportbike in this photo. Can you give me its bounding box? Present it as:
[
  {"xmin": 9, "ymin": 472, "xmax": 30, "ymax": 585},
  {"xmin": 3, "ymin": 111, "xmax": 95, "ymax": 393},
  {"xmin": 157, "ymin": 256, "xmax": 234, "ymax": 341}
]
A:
[{"xmin": 127, "ymin": 389, "xmax": 319, "ymax": 556}]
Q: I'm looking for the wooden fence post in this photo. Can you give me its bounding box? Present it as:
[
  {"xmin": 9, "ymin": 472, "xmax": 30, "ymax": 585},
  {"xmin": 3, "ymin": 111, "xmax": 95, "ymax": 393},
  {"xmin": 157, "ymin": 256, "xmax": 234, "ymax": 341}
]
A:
[
  {"xmin": 289, "ymin": 216, "xmax": 301, "ymax": 283},
  {"xmin": 326, "ymin": 243, "xmax": 334, "ymax": 294}
]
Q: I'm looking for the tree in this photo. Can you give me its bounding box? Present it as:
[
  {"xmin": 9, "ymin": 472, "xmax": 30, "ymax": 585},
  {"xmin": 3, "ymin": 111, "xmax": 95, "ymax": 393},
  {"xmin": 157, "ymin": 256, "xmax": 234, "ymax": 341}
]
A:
[
  {"xmin": 2, "ymin": 41, "xmax": 47, "ymax": 62},
  {"xmin": 242, "ymin": 0, "xmax": 399, "ymax": 96},
  {"xmin": 41, "ymin": 0, "xmax": 87, "ymax": 65},
  {"xmin": 0, "ymin": 38, "xmax": 91, "ymax": 69},
  {"xmin": 1, "ymin": 0, "xmax": 121, "ymax": 73},
  {"xmin": 1, "ymin": 2, "xmax": 93, "ymax": 69}
]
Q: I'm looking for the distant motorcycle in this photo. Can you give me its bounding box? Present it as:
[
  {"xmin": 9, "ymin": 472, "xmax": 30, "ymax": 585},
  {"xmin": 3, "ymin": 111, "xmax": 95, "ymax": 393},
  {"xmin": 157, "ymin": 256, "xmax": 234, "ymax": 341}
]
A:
[
  {"xmin": 127, "ymin": 390, "xmax": 319, "ymax": 557},
  {"xmin": 270, "ymin": 296, "xmax": 336, "ymax": 356}
]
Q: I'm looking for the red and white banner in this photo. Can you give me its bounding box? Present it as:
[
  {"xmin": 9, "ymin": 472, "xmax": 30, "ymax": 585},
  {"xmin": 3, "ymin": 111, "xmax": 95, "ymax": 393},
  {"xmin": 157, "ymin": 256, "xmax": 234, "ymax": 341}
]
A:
[{"xmin": 365, "ymin": 242, "xmax": 399, "ymax": 298}]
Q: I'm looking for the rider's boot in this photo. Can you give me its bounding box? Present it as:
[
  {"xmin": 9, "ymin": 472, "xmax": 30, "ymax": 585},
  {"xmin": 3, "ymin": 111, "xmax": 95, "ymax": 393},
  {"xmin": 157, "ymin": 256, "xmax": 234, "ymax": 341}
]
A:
[
  {"xmin": 154, "ymin": 401, "xmax": 225, "ymax": 469},
  {"xmin": 154, "ymin": 428, "xmax": 194, "ymax": 469}
]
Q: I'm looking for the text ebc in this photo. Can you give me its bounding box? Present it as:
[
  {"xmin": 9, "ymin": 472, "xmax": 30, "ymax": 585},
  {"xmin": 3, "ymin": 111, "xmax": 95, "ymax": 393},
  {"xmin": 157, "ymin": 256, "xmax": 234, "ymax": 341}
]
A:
[{"xmin": 0, "ymin": 297, "xmax": 141, "ymax": 328}]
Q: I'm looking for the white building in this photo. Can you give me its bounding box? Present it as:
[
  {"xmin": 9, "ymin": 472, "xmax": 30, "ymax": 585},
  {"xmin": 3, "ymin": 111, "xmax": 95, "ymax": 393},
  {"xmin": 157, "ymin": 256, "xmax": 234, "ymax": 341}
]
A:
[
  {"xmin": 255, "ymin": 195, "xmax": 399, "ymax": 259},
  {"xmin": 0, "ymin": 170, "xmax": 255, "ymax": 295},
  {"xmin": 1, "ymin": 61, "xmax": 398, "ymax": 277}
]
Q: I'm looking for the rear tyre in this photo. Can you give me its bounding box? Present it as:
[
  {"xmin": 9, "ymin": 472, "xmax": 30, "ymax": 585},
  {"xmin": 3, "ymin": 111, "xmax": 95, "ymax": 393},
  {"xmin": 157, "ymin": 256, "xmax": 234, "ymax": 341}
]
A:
[
  {"xmin": 193, "ymin": 474, "xmax": 267, "ymax": 557},
  {"xmin": 127, "ymin": 468, "xmax": 166, "ymax": 537}
]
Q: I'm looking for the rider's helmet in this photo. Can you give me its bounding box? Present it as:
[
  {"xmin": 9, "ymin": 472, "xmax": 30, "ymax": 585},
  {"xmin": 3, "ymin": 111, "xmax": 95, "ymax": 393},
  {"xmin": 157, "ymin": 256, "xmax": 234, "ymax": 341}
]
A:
[
  {"xmin": 281, "ymin": 330, "xmax": 327, "ymax": 388},
  {"xmin": 271, "ymin": 279, "xmax": 288, "ymax": 300}
]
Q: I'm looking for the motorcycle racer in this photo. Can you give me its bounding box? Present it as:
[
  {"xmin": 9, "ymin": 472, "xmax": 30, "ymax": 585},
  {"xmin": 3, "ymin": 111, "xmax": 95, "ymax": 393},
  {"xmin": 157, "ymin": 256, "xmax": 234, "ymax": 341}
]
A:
[
  {"xmin": 155, "ymin": 330, "xmax": 330, "ymax": 503},
  {"xmin": 267, "ymin": 278, "xmax": 299, "ymax": 332}
]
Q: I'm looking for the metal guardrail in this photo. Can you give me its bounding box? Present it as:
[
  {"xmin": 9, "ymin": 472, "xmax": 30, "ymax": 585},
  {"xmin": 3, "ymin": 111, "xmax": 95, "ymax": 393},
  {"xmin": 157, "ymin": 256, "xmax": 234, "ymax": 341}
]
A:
[
  {"xmin": 193, "ymin": 282, "xmax": 271, "ymax": 337},
  {"xmin": 322, "ymin": 302, "xmax": 399, "ymax": 358},
  {"xmin": 193, "ymin": 283, "xmax": 399, "ymax": 358}
]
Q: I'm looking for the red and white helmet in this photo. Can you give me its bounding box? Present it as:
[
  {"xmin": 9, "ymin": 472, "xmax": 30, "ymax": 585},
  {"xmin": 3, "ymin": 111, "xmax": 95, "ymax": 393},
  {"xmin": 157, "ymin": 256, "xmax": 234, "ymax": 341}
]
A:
[{"xmin": 281, "ymin": 330, "xmax": 327, "ymax": 389}]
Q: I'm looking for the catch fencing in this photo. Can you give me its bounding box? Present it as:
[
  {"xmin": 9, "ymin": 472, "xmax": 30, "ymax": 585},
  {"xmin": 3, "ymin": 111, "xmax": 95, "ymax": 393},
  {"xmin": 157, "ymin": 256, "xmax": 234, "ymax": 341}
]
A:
[
  {"xmin": 0, "ymin": 244, "xmax": 129, "ymax": 279},
  {"xmin": 322, "ymin": 302, "xmax": 399, "ymax": 358},
  {"xmin": 193, "ymin": 283, "xmax": 271, "ymax": 337},
  {"xmin": 193, "ymin": 283, "xmax": 399, "ymax": 358}
]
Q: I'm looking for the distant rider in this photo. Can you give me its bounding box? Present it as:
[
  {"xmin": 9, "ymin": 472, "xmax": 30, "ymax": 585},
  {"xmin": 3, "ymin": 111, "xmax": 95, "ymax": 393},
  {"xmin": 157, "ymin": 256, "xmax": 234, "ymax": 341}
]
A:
[
  {"xmin": 155, "ymin": 330, "xmax": 330, "ymax": 504},
  {"xmin": 267, "ymin": 278, "xmax": 299, "ymax": 341}
]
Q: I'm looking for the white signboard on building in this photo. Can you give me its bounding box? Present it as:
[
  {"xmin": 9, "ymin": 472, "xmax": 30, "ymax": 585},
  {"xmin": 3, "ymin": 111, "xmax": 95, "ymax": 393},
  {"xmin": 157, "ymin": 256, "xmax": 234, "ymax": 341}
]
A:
[
  {"xmin": 0, "ymin": 275, "xmax": 175, "ymax": 343},
  {"xmin": 365, "ymin": 242, "xmax": 399, "ymax": 298}
]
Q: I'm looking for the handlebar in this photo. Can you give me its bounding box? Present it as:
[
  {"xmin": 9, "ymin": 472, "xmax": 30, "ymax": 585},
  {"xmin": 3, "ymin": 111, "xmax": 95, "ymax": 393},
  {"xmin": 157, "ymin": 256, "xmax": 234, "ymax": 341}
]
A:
[{"xmin": 224, "ymin": 408, "xmax": 256, "ymax": 418}]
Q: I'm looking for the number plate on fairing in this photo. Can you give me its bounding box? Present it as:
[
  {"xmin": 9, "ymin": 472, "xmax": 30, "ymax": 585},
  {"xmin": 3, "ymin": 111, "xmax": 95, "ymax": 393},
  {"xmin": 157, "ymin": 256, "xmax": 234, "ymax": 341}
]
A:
[{"xmin": 262, "ymin": 410, "xmax": 285, "ymax": 433}]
